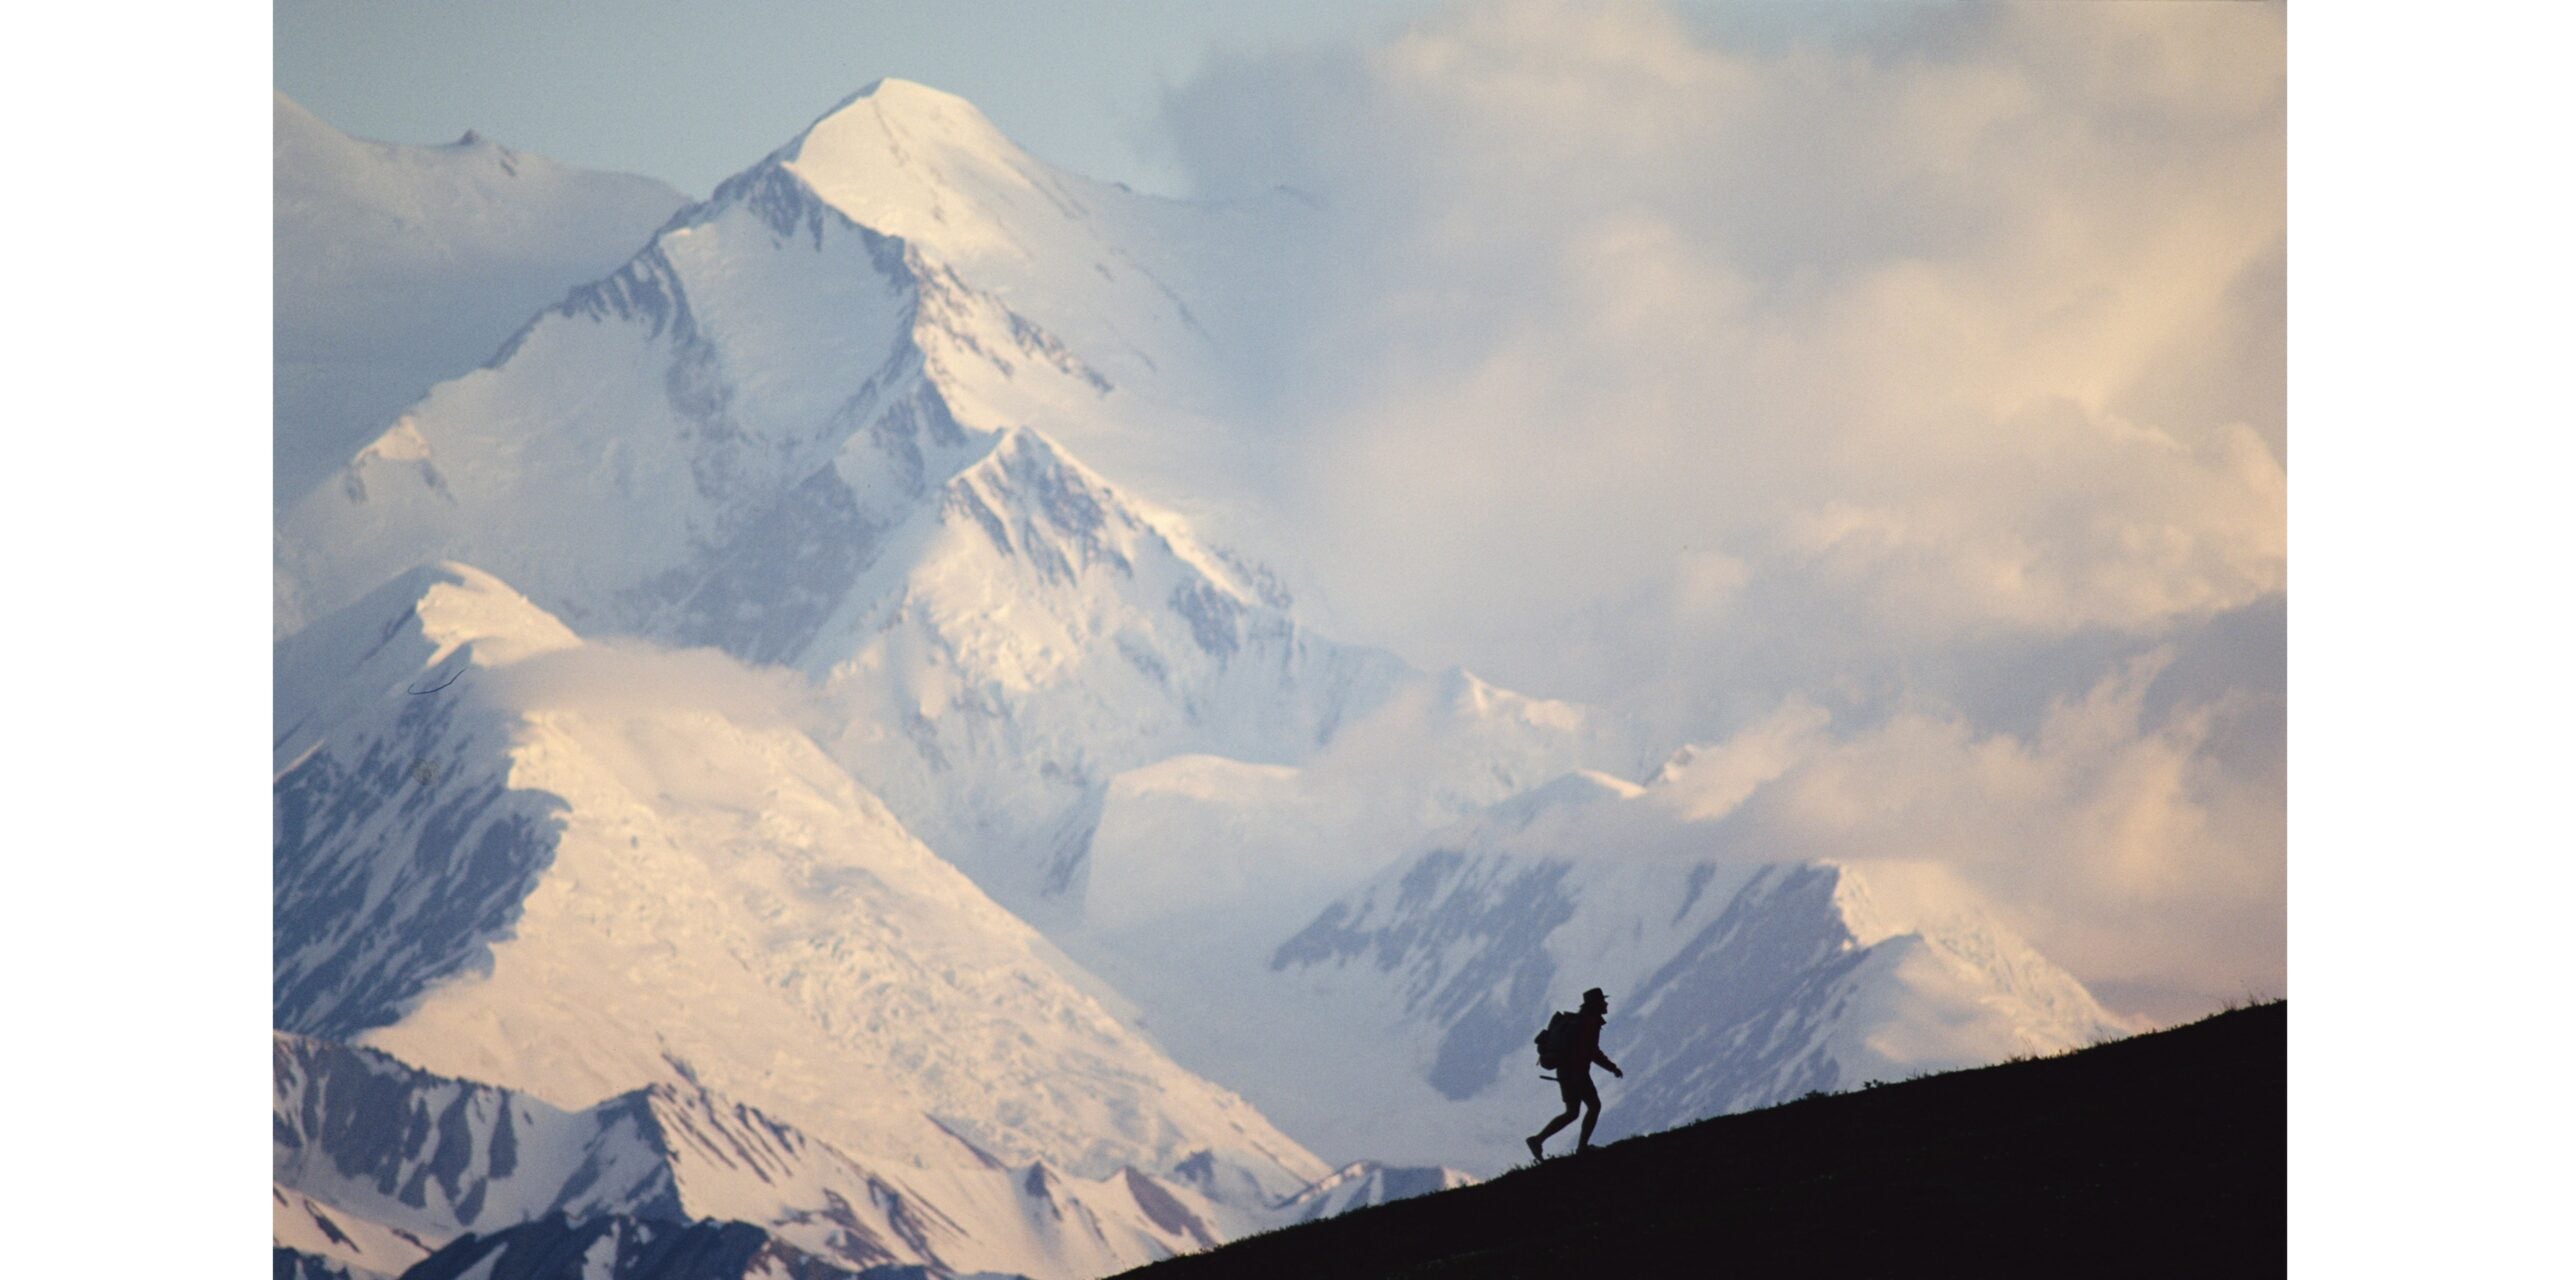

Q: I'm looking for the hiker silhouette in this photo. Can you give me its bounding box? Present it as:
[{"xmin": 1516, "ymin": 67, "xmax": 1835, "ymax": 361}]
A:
[{"xmin": 1529, "ymin": 987, "xmax": 1623, "ymax": 1160}]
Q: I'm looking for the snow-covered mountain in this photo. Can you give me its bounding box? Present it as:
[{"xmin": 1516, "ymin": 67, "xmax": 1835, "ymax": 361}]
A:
[
  {"xmin": 274, "ymin": 566, "xmax": 1324, "ymax": 1238},
  {"xmin": 274, "ymin": 79, "xmax": 1635, "ymax": 923},
  {"xmin": 274, "ymin": 79, "xmax": 1266, "ymax": 640},
  {"xmin": 275, "ymin": 93, "xmax": 689, "ymax": 511}
]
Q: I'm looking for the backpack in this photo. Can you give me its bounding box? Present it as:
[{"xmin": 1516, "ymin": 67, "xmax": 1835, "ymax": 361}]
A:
[{"xmin": 1533, "ymin": 1010, "xmax": 1578, "ymax": 1071}]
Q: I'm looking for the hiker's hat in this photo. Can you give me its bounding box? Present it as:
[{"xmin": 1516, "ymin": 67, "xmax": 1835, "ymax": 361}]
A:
[{"xmin": 1583, "ymin": 987, "xmax": 1607, "ymax": 1005}]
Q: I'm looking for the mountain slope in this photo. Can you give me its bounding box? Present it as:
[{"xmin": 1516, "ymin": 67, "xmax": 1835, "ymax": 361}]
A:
[
  {"xmin": 1264, "ymin": 1163, "xmax": 1477, "ymax": 1227},
  {"xmin": 274, "ymin": 78, "xmax": 1271, "ymax": 643},
  {"xmin": 275, "ymin": 93, "xmax": 689, "ymax": 510},
  {"xmin": 1117, "ymin": 1002, "xmax": 2285, "ymax": 1279},
  {"xmin": 758, "ymin": 78, "xmax": 1309, "ymax": 500},
  {"xmin": 274, "ymin": 564, "xmax": 1324, "ymax": 1216}
]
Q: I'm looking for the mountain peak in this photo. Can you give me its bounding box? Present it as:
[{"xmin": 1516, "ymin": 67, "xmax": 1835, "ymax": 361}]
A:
[
  {"xmin": 271, "ymin": 560, "xmax": 578, "ymax": 785},
  {"xmin": 793, "ymin": 75, "xmax": 1014, "ymax": 163},
  {"xmin": 763, "ymin": 79, "xmax": 1053, "ymax": 262},
  {"xmin": 837, "ymin": 75, "xmax": 985, "ymax": 116}
]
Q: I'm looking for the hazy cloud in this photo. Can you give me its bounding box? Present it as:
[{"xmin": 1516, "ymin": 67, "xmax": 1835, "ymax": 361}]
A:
[
  {"xmin": 1157, "ymin": 0, "xmax": 2285, "ymax": 1018},
  {"xmin": 1166, "ymin": 0, "xmax": 2283, "ymax": 702},
  {"xmin": 482, "ymin": 639, "xmax": 820, "ymax": 731},
  {"xmin": 1710, "ymin": 649, "xmax": 2286, "ymax": 1017}
]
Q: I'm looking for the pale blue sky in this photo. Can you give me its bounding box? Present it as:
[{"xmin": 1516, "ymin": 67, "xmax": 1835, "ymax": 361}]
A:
[
  {"xmin": 275, "ymin": 0, "xmax": 1446, "ymax": 197},
  {"xmin": 271, "ymin": 1, "xmax": 1961, "ymax": 197}
]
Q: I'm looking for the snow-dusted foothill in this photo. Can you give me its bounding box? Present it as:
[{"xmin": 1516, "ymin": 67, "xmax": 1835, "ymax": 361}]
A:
[
  {"xmin": 274, "ymin": 1030, "xmax": 1271, "ymax": 1280},
  {"xmin": 1266, "ymin": 1161, "xmax": 1480, "ymax": 1226},
  {"xmin": 277, "ymin": 1026, "xmax": 1475, "ymax": 1280}
]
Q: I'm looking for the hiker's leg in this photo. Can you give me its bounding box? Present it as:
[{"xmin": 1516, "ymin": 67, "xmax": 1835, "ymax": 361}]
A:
[
  {"xmin": 1577, "ymin": 1095, "xmax": 1602, "ymax": 1153},
  {"xmin": 1532, "ymin": 1097, "xmax": 1580, "ymax": 1145},
  {"xmin": 1529, "ymin": 1078, "xmax": 1581, "ymax": 1160}
]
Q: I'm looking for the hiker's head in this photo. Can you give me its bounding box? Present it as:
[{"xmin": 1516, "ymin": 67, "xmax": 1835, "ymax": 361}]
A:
[{"xmin": 1582, "ymin": 987, "xmax": 1608, "ymax": 1012}]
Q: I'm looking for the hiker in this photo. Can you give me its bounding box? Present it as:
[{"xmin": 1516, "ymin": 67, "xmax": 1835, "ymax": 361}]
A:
[{"xmin": 1528, "ymin": 987, "xmax": 1623, "ymax": 1160}]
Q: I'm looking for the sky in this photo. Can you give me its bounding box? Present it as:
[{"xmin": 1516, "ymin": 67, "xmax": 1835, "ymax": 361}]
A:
[
  {"xmin": 270, "ymin": 0, "xmax": 2294, "ymax": 1025},
  {"xmin": 273, "ymin": 0, "xmax": 2011, "ymax": 201},
  {"xmin": 275, "ymin": 0, "xmax": 1451, "ymax": 199}
]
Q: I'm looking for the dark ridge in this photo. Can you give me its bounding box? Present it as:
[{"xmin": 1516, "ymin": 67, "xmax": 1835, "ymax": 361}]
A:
[
  {"xmin": 1115, "ymin": 1002, "xmax": 2284, "ymax": 1279},
  {"xmin": 275, "ymin": 1245, "xmax": 369, "ymax": 1280},
  {"xmin": 395, "ymin": 1214, "xmax": 857, "ymax": 1280}
]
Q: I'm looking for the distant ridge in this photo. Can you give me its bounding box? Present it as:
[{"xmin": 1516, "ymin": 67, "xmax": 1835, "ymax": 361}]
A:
[{"xmin": 1114, "ymin": 1002, "xmax": 2285, "ymax": 1278}]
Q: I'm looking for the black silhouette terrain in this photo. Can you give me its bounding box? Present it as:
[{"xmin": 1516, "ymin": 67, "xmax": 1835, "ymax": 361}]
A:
[{"xmin": 1115, "ymin": 1001, "xmax": 2284, "ymax": 1279}]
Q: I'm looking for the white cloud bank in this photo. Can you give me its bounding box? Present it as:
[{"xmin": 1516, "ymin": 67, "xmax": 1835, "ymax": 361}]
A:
[
  {"xmin": 1704, "ymin": 651, "xmax": 2285, "ymax": 1013},
  {"xmin": 1155, "ymin": 0, "xmax": 2284, "ymax": 1020},
  {"xmin": 482, "ymin": 639, "xmax": 820, "ymax": 730}
]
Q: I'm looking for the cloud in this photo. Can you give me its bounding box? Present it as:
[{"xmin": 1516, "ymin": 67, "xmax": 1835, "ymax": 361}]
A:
[
  {"xmin": 1155, "ymin": 0, "xmax": 2285, "ymax": 1019},
  {"xmin": 1717, "ymin": 650, "xmax": 2283, "ymax": 1002},
  {"xmin": 1606, "ymin": 648, "xmax": 2283, "ymax": 1022},
  {"xmin": 481, "ymin": 639, "xmax": 820, "ymax": 731},
  {"xmin": 1162, "ymin": 0, "xmax": 2284, "ymax": 712}
]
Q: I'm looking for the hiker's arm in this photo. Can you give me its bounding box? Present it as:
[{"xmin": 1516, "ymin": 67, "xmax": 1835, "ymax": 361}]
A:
[{"xmin": 1594, "ymin": 1047, "xmax": 1621, "ymax": 1077}]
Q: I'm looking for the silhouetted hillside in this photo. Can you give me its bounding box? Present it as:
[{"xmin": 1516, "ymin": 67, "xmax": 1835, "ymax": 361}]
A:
[{"xmin": 1117, "ymin": 1002, "xmax": 2284, "ymax": 1278}]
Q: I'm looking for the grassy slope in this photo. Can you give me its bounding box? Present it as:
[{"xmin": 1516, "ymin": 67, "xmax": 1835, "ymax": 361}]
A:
[{"xmin": 1119, "ymin": 1002, "xmax": 2284, "ymax": 1278}]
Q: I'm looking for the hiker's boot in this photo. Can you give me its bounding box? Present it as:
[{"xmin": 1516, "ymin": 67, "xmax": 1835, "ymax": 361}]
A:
[{"xmin": 1525, "ymin": 1136, "xmax": 1545, "ymax": 1163}]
